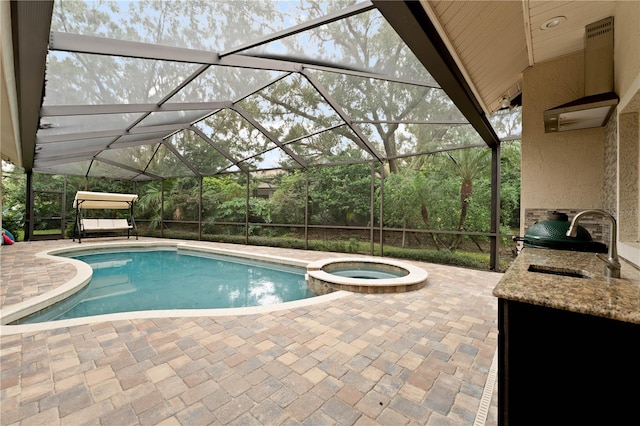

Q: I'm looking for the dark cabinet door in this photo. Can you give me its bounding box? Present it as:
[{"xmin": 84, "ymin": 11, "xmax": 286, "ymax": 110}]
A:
[{"xmin": 498, "ymin": 298, "xmax": 640, "ymax": 426}]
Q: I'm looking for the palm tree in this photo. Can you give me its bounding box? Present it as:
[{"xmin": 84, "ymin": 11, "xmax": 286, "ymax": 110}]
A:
[
  {"xmin": 446, "ymin": 148, "xmax": 490, "ymax": 250},
  {"xmin": 137, "ymin": 181, "xmax": 171, "ymax": 231}
]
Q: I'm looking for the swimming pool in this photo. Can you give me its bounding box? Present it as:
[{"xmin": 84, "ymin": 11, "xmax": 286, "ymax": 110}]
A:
[{"xmin": 15, "ymin": 248, "xmax": 316, "ymax": 324}]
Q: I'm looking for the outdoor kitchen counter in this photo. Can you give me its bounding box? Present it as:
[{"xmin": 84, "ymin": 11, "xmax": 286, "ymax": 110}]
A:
[
  {"xmin": 493, "ymin": 247, "xmax": 640, "ymax": 324},
  {"xmin": 494, "ymin": 248, "xmax": 640, "ymax": 424}
]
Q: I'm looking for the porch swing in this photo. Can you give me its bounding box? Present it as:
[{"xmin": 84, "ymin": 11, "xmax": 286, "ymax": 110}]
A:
[{"xmin": 72, "ymin": 191, "xmax": 138, "ymax": 243}]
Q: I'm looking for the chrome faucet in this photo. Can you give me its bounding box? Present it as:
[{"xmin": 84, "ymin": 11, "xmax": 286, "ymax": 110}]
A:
[{"xmin": 566, "ymin": 209, "xmax": 620, "ymax": 278}]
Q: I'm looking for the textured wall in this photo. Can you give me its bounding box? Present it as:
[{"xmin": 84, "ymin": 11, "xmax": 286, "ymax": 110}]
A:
[
  {"xmin": 618, "ymin": 111, "xmax": 639, "ymax": 242},
  {"xmin": 615, "ymin": 0, "xmax": 640, "ymax": 262},
  {"xmin": 603, "ymin": 111, "xmax": 617, "ymax": 216},
  {"xmin": 521, "ymin": 52, "xmax": 605, "ymax": 235},
  {"xmin": 614, "ymin": 1, "xmax": 640, "ymax": 99}
]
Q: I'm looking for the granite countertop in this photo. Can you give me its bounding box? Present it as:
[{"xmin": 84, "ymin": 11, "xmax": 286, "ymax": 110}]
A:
[{"xmin": 493, "ymin": 248, "xmax": 640, "ymax": 324}]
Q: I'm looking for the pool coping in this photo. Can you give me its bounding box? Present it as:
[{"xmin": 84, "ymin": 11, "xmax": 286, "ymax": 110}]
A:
[{"xmin": 0, "ymin": 241, "xmax": 350, "ymax": 335}]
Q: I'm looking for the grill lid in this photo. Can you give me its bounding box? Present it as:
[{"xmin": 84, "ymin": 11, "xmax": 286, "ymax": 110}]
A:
[{"xmin": 524, "ymin": 211, "xmax": 593, "ymax": 244}]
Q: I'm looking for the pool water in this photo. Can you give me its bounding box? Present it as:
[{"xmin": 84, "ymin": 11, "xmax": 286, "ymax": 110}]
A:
[
  {"xmin": 328, "ymin": 267, "xmax": 406, "ymax": 279},
  {"xmin": 17, "ymin": 249, "xmax": 315, "ymax": 323}
]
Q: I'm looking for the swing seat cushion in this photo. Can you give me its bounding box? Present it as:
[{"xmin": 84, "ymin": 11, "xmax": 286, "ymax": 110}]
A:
[{"xmin": 81, "ymin": 218, "xmax": 132, "ymax": 232}]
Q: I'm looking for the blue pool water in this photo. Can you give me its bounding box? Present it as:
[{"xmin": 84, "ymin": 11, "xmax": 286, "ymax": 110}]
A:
[
  {"xmin": 329, "ymin": 267, "xmax": 406, "ymax": 279},
  {"xmin": 17, "ymin": 249, "xmax": 315, "ymax": 323}
]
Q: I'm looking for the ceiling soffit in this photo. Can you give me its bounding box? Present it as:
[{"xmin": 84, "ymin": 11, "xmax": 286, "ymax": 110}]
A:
[
  {"xmin": 527, "ymin": 1, "xmax": 616, "ymax": 64},
  {"xmin": 422, "ymin": 0, "xmax": 528, "ymax": 114},
  {"xmin": 419, "ymin": 1, "xmax": 618, "ymax": 115}
]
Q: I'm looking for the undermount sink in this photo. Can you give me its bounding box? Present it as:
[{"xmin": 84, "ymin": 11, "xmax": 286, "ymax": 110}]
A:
[{"xmin": 527, "ymin": 264, "xmax": 591, "ymax": 279}]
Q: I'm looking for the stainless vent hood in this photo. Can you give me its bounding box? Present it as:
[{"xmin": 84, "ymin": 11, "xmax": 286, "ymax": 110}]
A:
[{"xmin": 544, "ymin": 17, "xmax": 618, "ymax": 133}]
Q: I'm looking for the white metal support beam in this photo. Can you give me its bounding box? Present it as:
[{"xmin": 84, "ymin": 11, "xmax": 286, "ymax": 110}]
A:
[
  {"xmin": 36, "ymin": 123, "xmax": 191, "ymax": 144},
  {"xmin": 40, "ymin": 102, "xmax": 230, "ymax": 117}
]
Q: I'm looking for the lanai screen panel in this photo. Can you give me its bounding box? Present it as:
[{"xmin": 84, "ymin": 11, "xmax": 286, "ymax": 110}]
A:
[
  {"xmin": 96, "ymin": 144, "xmax": 159, "ymax": 173},
  {"xmin": 194, "ymin": 110, "xmax": 291, "ymax": 171},
  {"xmin": 162, "ymin": 131, "xmax": 236, "ymax": 176},
  {"xmin": 34, "ymin": 160, "xmax": 94, "ymax": 177},
  {"xmin": 166, "ymin": 67, "xmax": 286, "ymax": 104},
  {"xmin": 144, "ymin": 143, "xmax": 198, "ymax": 178},
  {"xmin": 33, "ymin": 0, "xmax": 502, "ymax": 181},
  {"xmin": 87, "ymin": 160, "xmax": 141, "ymax": 180},
  {"xmin": 136, "ymin": 110, "xmax": 213, "ymax": 128},
  {"xmin": 43, "ymin": 52, "xmax": 201, "ymax": 105},
  {"xmin": 35, "ymin": 137, "xmax": 113, "ymax": 157},
  {"xmin": 38, "ymin": 113, "xmax": 144, "ymax": 137},
  {"xmin": 356, "ymin": 122, "xmax": 487, "ymax": 158},
  {"xmin": 307, "ymin": 71, "xmax": 453, "ymax": 122},
  {"xmin": 284, "ymin": 127, "xmax": 375, "ymax": 167},
  {"xmin": 242, "ymin": 8, "xmax": 436, "ymax": 84},
  {"xmin": 236, "ymin": 74, "xmax": 344, "ymax": 140},
  {"xmin": 50, "ymin": 1, "xmax": 329, "ymax": 52},
  {"xmin": 111, "ymin": 132, "xmax": 175, "ymax": 149}
]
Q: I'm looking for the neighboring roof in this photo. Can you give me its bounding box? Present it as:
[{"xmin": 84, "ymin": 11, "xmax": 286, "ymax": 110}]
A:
[{"xmin": 7, "ymin": 1, "xmax": 526, "ymax": 181}]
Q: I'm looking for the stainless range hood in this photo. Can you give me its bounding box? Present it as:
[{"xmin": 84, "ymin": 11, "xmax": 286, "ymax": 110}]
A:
[{"xmin": 544, "ymin": 17, "xmax": 618, "ymax": 133}]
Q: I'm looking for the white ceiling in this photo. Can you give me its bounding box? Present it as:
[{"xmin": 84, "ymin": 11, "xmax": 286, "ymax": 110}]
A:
[{"xmin": 422, "ymin": 0, "xmax": 617, "ymax": 114}]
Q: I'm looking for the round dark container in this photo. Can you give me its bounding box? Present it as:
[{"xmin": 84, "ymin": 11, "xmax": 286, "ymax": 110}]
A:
[{"xmin": 521, "ymin": 211, "xmax": 607, "ymax": 253}]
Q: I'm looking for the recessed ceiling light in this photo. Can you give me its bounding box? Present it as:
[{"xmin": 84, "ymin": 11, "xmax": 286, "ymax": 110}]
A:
[{"xmin": 541, "ymin": 16, "xmax": 567, "ymax": 30}]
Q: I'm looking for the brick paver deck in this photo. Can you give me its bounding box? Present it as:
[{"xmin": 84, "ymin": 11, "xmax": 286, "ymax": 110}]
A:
[{"xmin": 1, "ymin": 238, "xmax": 501, "ymax": 425}]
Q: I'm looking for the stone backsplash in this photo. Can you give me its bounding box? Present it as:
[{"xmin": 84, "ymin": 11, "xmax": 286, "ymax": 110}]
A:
[{"xmin": 603, "ymin": 112, "xmax": 617, "ymax": 216}]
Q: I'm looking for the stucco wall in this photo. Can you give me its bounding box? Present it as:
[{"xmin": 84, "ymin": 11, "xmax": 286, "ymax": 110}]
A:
[
  {"xmin": 614, "ymin": 1, "xmax": 640, "ymax": 99},
  {"xmin": 615, "ymin": 1, "xmax": 640, "ymax": 266},
  {"xmin": 521, "ymin": 52, "xmax": 605, "ymax": 235}
]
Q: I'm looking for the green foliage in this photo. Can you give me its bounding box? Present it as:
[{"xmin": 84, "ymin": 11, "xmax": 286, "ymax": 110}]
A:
[
  {"xmin": 203, "ymin": 176, "xmax": 244, "ymax": 202},
  {"xmin": 308, "ymin": 164, "xmax": 373, "ymax": 226},
  {"xmin": 136, "ymin": 181, "xmax": 165, "ymax": 230},
  {"xmin": 382, "ymin": 246, "xmax": 490, "ymax": 270},
  {"xmin": 269, "ymin": 171, "xmax": 307, "ymax": 224},
  {"xmin": 500, "ymin": 140, "xmax": 522, "ymax": 228},
  {"xmin": 2, "ymin": 165, "xmax": 26, "ymax": 238},
  {"xmin": 202, "ymin": 175, "xmax": 244, "ymax": 220},
  {"xmin": 214, "ymin": 197, "xmax": 271, "ymax": 224},
  {"xmin": 2, "ymin": 99, "xmax": 522, "ymax": 271},
  {"xmin": 381, "ymin": 171, "xmax": 427, "ymax": 229}
]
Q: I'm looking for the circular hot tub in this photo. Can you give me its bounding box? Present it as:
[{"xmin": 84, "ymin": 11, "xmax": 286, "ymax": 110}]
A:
[{"xmin": 306, "ymin": 258, "xmax": 428, "ymax": 294}]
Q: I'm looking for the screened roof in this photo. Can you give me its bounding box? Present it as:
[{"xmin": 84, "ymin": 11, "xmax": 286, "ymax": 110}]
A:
[{"xmin": 31, "ymin": 0, "xmax": 518, "ymax": 181}]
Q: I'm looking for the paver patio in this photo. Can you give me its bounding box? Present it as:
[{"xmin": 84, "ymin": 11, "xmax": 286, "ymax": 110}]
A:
[{"xmin": 1, "ymin": 238, "xmax": 501, "ymax": 425}]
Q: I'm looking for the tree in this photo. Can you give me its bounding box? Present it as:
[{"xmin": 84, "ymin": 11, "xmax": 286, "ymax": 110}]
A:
[
  {"xmin": 381, "ymin": 170, "xmax": 428, "ymax": 247},
  {"xmin": 447, "ymin": 148, "xmax": 491, "ymax": 250},
  {"xmin": 269, "ymin": 171, "xmax": 307, "ymax": 225},
  {"xmin": 2, "ymin": 162, "xmax": 26, "ymax": 237},
  {"xmin": 202, "ymin": 175, "xmax": 245, "ymax": 223},
  {"xmin": 500, "ymin": 140, "xmax": 522, "ymax": 229},
  {"xmin": 410, "ymin": 147, "xmax": 492, "ymax": 251},
  {"xmin": 307, "ymin": 164, "xmax": 372, "ymax": 226},
  {"xmin": 136, "ymin": 180, "xmax": 166, "ymax": 230}
]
